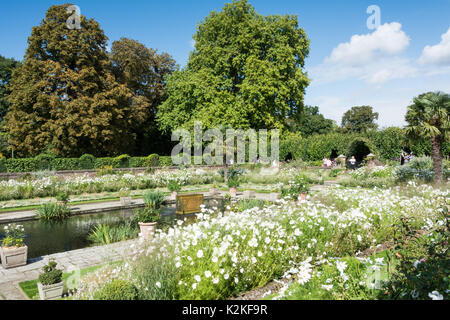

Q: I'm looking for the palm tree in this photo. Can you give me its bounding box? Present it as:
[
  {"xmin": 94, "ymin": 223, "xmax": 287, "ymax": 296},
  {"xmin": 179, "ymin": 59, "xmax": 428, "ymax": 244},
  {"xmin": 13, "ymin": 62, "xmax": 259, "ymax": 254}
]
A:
[{"xmin": 405, "ymin": 91, "xmax": 450, "ymax": 183}]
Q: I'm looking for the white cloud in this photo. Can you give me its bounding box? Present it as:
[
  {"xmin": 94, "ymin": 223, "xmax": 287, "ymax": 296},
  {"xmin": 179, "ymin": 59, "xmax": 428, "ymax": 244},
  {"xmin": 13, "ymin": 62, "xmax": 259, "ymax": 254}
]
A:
[
  {"xmin": 326, "ymin": 22, "xmax": 410, "ymax": 66},
  {"xmin": 310, "ymin": 22, "xmax": 414, "ymax": 85},
  {"xmin": 190, "ymin": 39, "xmax": 196, "ymax": 49},
  {"xmin": 419, "ymin": 27, "xmax": 450, "ymax": 65}
]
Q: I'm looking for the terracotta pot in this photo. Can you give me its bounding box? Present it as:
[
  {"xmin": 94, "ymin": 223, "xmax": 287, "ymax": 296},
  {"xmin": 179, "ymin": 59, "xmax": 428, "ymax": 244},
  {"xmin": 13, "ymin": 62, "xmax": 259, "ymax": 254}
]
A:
[
  {"xmin": 38, "ymin": 281, "xmax": 64, "ymax": 300},
  {"xmin": 139, "ymin": 222, "xmax": 157, "ymax": 240},
  {"xmin": 171, "ymin": 191, "xmax": 178, "ymax": 200},
  {"xmin": 230, "ymin": 187, "xmax": 237, "ymax": 197},
  {"xmin": 120, "ymin": 197, "xmax": 132, "ymax": 206},
  {"xmin": 0, "ymin": 245, "xmax": 28, "ymax": 269},
  {"xmin": 298, "ymin": 193, "xmax": 307, "ymax": 201}
]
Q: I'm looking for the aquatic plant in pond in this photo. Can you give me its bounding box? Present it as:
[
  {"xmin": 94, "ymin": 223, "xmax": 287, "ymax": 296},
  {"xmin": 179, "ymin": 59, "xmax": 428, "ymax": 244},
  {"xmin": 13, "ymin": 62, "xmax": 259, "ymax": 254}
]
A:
[{"xmin": 37, "ymin": 202, "xmax": 70, "ymax": 221}]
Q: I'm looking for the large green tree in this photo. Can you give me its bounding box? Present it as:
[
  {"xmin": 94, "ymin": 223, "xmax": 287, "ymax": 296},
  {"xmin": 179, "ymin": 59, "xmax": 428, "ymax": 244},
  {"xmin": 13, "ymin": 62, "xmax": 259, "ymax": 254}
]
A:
[
  {"xmin": 287, "ymin": 105, "xmax": 335, "ymax": 137},
  {"xmin": 4, "ymin": 5, "xmax": 146, "ymax": 157},
  {"xmin": 0, "ymin": 55, "xmax": 21, "ymax": 123},
  {"xmin": 110, "ymin": 38, "xmax": 176, "ymax": 155},
  {"xmin": 405, "ymin": 91, "xmax": 450, "ymax": 183},
  {"xmin": 157, "ymin": 0, "xmax": 310, "ymax": 134},
  {"xmin": 341, "ymin": 106, "xmax": 379, "ymax": 133}
]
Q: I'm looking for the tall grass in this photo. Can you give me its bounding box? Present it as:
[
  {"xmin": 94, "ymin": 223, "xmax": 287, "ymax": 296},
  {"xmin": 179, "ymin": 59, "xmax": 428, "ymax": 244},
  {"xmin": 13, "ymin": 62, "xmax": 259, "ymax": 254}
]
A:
[{"xmin": 37, "ymin": 202, "xmax": 70, "ymax": 221}]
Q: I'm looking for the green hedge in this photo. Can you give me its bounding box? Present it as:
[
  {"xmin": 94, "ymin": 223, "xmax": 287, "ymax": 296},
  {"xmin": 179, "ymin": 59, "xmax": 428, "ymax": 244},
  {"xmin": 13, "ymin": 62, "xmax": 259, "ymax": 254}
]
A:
[
  {"xmin": 0, "ymin": 154, "xmax": 175, "ymax": 173},
  {"xmin": 0, "ymin": 153, "xmax": 226, "ymax": 173}
]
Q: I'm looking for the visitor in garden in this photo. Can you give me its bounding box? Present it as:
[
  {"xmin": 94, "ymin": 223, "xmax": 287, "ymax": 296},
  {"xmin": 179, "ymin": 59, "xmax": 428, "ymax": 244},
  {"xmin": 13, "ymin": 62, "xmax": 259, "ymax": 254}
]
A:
[{"xmin": 349, "ymin": 156, "xmax": 356, "ymax": 169}]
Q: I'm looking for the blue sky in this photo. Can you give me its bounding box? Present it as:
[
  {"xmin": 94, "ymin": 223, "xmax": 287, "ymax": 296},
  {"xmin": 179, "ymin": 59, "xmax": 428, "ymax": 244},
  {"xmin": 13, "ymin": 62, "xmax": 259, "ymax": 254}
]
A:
[{"xmin": 1, "ymin": 0, "xmax": 450, "ymax": 127}]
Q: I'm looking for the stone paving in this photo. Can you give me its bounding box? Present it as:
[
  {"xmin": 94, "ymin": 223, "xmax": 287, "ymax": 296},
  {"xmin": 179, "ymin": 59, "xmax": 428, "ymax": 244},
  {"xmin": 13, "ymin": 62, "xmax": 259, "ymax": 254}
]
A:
[{"xmin": 0, "ymin": 239, "xmax": 138, "ymax": 300}]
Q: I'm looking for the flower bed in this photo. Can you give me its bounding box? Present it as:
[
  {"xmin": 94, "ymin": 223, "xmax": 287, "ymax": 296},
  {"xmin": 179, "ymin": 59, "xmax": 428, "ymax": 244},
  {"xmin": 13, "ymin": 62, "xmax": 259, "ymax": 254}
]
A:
[
  {"xmin": 0, "ymin": 169, "xmax": 220, "ymax": 201},
  {"xmin": 72, "ymin": 183, "xmax": 448, "ymax": 300}
]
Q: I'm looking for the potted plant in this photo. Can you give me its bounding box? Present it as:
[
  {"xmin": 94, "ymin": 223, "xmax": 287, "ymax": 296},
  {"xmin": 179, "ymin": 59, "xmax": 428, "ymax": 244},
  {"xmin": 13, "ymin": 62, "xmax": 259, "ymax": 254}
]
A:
[
  {"xmin": 133, "ymin": 207, "xmax": 161, "ymax": 240},
  {"xmin": 168, "ymin": 180, "xmax": 181, "ymax": 200},
  {"xmin": 55, "ymin": 190, "xmax": 69, "ymax": 205},
  {"xmin": 297, "ymin": 184, "xmax": 310, "ymax": 201},
  {"xmin": 227, "ymin": 177, "xmax": 240, "ymax": 197},
  {"xmin": 37, "ymin": 260, "xmax": 64, "ymax": 300},
  {"xmin": 119, "ymin": 188, "xmax": 132, "ymax": 206},
  {"xmin": 0, "ymin": 224, "xmax": 27, "ymax": 269}
]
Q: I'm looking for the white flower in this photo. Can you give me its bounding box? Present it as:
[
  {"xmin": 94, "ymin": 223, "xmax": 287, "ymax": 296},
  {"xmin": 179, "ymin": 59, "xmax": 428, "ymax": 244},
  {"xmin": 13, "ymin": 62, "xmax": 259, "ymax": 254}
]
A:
[
  {"xmin": 321, "ymin": 284, "xmax": 333, "ymax": 291},
  {"xmin": 428, "ymin": 291, "xmax": 443, "ymax": 300},
  {"xmin": 194, "ymin": 275, "xmax": 201, "ymax": 282},
  {"xmin": 357, "ymin": 235, "xmax": 362, "ymax": 242},
  {"xmin": 196, "ymin": 250, "xmax": 204, "ymax": 258},
  {"xmin": 224, "ymin": 274, "xmax": 229, "ymax": 280},
  {"xmin": 192, "ymin": 283, "xmax": 197, "ymax": 290},
  {"xmin": 205, "ymin": 271, "xmax": 211, "ymax": 278},
  {"xmin": 212, "ymin": 277, "xmax": 219, "ymax": 284},
  {"xmin": 155, "ymin": 282, "xmax": 161, "ymax": 288}
]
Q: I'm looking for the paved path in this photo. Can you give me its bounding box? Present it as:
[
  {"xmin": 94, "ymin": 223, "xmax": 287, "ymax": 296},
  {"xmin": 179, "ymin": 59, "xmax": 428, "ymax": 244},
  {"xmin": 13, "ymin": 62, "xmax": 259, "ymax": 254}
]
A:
[{"xmin": 0, "ymin": 239, "xmax": 139, "ymax": 300}]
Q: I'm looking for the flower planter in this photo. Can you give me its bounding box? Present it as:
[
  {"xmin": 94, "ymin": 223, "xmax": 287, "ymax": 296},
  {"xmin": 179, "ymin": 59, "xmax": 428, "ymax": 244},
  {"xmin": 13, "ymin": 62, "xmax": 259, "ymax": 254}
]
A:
[
  {"xmin": 229, "ymin": 187, "xmax": 237, "ymax": 197},
  {"xmin": 298, "ymin": 192, "xmax": 307, "ymax": 201},
  {"xmin": 171, "ymin": 191, "xmax": 178, "ymax": 200},
  {"xmin": 120, "ymin": 197, "xmax": 132, "ymax": 206},
  {"xmin": 0, "ymin": 245, "xmax": 28, "ymax": 269},
  {"xmin": 37, "ymin": 281, "xmax": 64, "ymax": 300},
  {"xmin": 139, "ymin": 222, "xmax": 157, "ymax": 240}
]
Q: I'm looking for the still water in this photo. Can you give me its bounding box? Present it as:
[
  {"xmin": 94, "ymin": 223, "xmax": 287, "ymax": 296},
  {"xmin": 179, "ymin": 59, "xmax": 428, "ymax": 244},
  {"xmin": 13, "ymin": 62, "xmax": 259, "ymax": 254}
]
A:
[{"xmin": 0, "ymin": 199, "xmax": 223, "ymax": 259}]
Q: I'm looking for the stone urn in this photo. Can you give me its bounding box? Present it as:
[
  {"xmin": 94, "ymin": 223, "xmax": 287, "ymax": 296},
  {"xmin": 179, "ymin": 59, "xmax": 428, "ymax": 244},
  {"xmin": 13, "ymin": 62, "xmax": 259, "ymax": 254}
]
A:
[
  {"xmin": 229, "ymin": 187, "xmax": 237, "ymax": 197},
  {"xmin": 0, "ymin": 245, "xmax": 28, "ymax": 269},
  {"xmin": 139, "ymin": 222, "xmax": 157, "ymax": 240},
  {"xmin": 171, "ymin": 191, "xmax": 178, "ymax": 200},
  {"xmin": 120, "ymin": 197, "xmax": 132, "ymax": 206},
  {"xmin": 38, "ymin": 281, "xmax": 64, "ymax": 300},
  {"xmin": 298, "ymin": 192, "xmax": 307, "ymax": 201}
]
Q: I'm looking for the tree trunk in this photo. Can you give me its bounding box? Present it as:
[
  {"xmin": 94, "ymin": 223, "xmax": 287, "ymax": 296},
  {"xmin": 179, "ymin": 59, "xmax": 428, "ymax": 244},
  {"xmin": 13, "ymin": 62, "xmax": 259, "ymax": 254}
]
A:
[{"xmin": 431, "ymin": 135, "xmax": 443, "ymax": 183}]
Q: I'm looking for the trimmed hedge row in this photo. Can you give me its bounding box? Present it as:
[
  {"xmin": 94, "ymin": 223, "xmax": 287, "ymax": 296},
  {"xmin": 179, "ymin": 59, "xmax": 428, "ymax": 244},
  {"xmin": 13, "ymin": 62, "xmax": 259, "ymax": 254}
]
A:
[
  {"xmin": 0, "ymin": 154, "xmax": 175, "ymax": 173},
  {"xmin": 0, "ymin": 154, "xmax": 225, "ymax": 173}
]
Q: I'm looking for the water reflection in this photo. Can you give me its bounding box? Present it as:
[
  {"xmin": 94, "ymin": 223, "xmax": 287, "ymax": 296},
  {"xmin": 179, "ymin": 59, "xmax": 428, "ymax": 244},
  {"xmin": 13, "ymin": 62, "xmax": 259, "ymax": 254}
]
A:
[{"xmin": 0, "ymin": 198, "xmax": 224, "ymax": 259}]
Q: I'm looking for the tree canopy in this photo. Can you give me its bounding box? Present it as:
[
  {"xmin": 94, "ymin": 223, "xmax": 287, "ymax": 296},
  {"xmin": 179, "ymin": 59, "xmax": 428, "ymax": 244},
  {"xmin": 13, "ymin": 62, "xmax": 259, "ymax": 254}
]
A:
[
  {"xmin": 341, "ymin": 106, "xmax": 379, "ymax": 133},
  {"xmin": 110, "ymin": 38, "xmax": 176, "ymax": 155},
  {"xmin": 0, "ymin": 55, "xmax": 21, "ymax": 123},
  {"xmin": 3, "ymin": 5, "xmax": 147, "ymax": 157},
  {"xmin": 286, "ymin": 105, "xmax": 335, "ymax": 137},
  {"xmin": 157, "ymin": 0, "xmax": 310, "ymax": 134}
]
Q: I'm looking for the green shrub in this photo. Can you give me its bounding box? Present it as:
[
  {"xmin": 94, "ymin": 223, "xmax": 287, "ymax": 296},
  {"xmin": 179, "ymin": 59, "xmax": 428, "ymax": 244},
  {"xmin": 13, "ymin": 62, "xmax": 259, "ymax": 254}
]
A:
[
  {"xmin": 145, "ymin": 154, "xmax": 160, "ymax": 167},
  {"xmin": 116, "ymin": 154, "xmax": 130, "ymax": 168},
  {"xmin": 143, "ymin": 191, "xmax": 165, "ymax": 209},
  {"xmin": 79, "ymin": 154, "xmax": 96, "ymax": 169},
  {"xmin": 38, "ymin": 261, "xmax": 63, "ymax": 285},
  {"xmin": 37, "ymin": 202, "xmax": 70, "ymax": 221},
  {"xmin": 168, "ymin": 180, "xmax": 181, "ymax": 192},
  {"xmin": 34, "ymin": 153, "xmax": 57, "ymax": 171},
  {"xmin": 55, "ymin": 190, "xmax": 69, "ymax": 203},
  {"xmin": 227, "ymin": 176, "xmax": 240, "ymax": 188},
  {"xmin": 0, "ymin": 158, "xmax": 6, "ymax": 173},
  {"xmin": 159, "ymin": 156, "xmax": 173, "ymax": 167},
  {"xmin": 94, "ymin": 279, "xmax": 138, "ymax": 300},
  {"xmin": 132, "ymin": 207, "xmax": 161, "ymax": 224}
]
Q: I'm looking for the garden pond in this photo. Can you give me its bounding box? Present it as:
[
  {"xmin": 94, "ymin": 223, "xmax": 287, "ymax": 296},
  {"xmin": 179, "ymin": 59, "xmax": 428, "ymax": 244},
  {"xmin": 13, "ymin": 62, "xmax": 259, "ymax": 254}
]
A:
[{"xmin": 0, "ymin": 198, "xmax": 224, "ymax": 259}]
